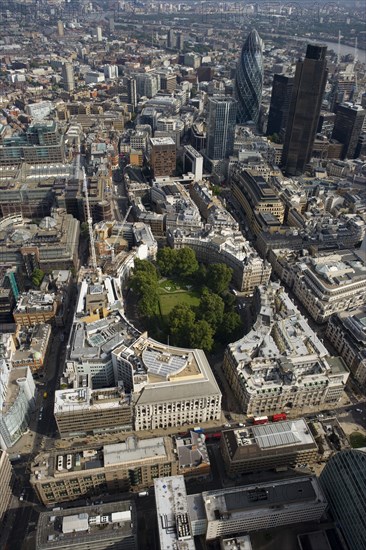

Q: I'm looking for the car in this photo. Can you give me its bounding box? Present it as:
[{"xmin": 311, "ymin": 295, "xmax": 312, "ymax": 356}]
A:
[
  {"xmin": 238, "ymin": 423, "xmax": 244, "ymax": 427},
  {"xmin": 355, "ymin": 408, "xmax": 362, "ymax": 413},
  {"xmin": 224, "ymin": 423, "xmax": 231, "ymax": 428}
]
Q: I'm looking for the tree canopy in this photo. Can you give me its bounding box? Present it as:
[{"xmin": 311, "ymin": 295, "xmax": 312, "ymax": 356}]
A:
[
  {"xmin": 205, "ymin": 263, "xmax": 233, "ymax": 294},
  {"xmin": 31, "ymin": 268, "xmax": 45, "ymax": 288}
]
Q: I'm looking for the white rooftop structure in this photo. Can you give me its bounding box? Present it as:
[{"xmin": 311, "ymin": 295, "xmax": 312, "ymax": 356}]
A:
[{"xmin": 154, "ymin": 476, "xmax": 196, "ymax": 550}]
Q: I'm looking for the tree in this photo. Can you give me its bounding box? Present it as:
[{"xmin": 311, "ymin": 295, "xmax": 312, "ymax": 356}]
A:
[
  {"xmin": 169, "ymin": 304, "xmax": 196, "ymax": 347},
  {"xmin": 206, "ymin": 263, "xmax": 233, "ymax": 294},
  {"xmin": 189, "ymin": 320, "xmax": 214, "ymax": 352},
  {"xmin": 133, "ymin": 258, "xmax": 158, "ymax": 282},
  {"xmin": 156, "ymin": 247, "xmax": 177, "ymax": 276},
  {"xmin": 31, "ymin": 268, "xmax": 45, "ymax": 288},
  {"xmin": 221, "ymin": 290, "xmax": 236, "ymax": 310},
  {"xmin": 175, "ymin": 247, "xmax": 199, "ymax": 278},
  {"xmin": 197, "ymin": 289, "xmax": 225, "ymax": 331},
  {"xmin": 218, "ymin": 311, "xmax": 242, "ymax": 343},
  {"xmin": 129, "ymin": 271, "xmax": 157, "ymax": 296},
  {"xmin": 138, "ymin": 288, "xmax": 159, "ymax": 318}
]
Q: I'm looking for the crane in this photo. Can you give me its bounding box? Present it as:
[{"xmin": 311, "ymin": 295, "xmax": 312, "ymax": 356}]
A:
[
  {"xmin": 111, "ymin": 205, "xmax": 132, "ymax": 263},
  {"xmin": 82, "ymin": 167, "xmax": 98, "ymax": 273}
]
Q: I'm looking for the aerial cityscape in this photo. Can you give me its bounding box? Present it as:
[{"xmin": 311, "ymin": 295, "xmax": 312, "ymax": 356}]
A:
[{"xmin": 0, "ymin": 0, "xmax": 366, "ymax": 549}]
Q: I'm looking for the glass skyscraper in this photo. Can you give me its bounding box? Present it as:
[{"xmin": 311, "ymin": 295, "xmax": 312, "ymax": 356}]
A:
[
  {"xmin": 206, "ymin": 97, "xmax": 237, "ymax": 160},
  {"xmin": 320, "ymin": 449, "xmax": 366, "ymax": 550},
  {"xmin": 235, "ymin": 29, "xmax": 264, "ymax": 125},
  {"xmin": 281, "ymin": 44, "xmax": 328, "ymax": 176}
]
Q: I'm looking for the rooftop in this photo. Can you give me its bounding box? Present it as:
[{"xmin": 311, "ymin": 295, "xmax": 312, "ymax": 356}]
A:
[
  {"xmin": 202, "ymin": 477, "xmax": 325, "ymax": 520},
  {"xmin": 36, "ymin": 501, "xmax": 136, "ymax": 549},
  {"xmin": 154, "ymin": 476, "xmax": 195, "ymax": 550}
]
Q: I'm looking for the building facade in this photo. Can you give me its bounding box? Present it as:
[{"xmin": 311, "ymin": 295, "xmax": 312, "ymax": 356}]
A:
[
  {"xmin": 36, "ymin": 501, "xmax": 138, "ymax": 550},
  {"xmin": 281, "ymin": 45, "xmax": 328, "ymax": 176},
  {"xmin": 331, "ymin": 102, "xmax": 365, "ymax": 159},
  {"xmin": 202, "ymin": 477, "xmax": 327, "ymax": 540},
  {"xmin": 206, "ymin": 97, "xmax": 237, "ymax": 160},
  {"xmin": 326, "ymin": 308, "xmax": 366, "ymax": 386},
  {"xmin": 0, "ymin": 450, "xmax": 13, "ymax": 523},
  {"xmin": 320, "ymin": 449, "xmax": 366, "ymax": 550},
  {"xmin": 223, "ymin": 284, "xmax": 349, "ymax": 416},
  {"xmin": 266, "ymin": 74, "xmax": 294, "ymax": 138},
  {"xmin": 31, "ymin": 436, "xmax": 178, "ymax": 505},
  {"xmin": 221, "ymin": 419, "xmax": 319, "ymax": 477}
]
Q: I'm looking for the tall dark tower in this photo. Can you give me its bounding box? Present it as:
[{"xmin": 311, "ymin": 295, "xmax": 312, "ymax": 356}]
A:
[
  {"xmin": 235, "ymin": 29, "xmax": 264, "ymax": 125},
  {"xmin": 281, "ymin": 44, "xmax": 328, "ymax": 176},
  {"xmin": 331, "ymin": 103, "xmax": 365, "ymax": 159},
  {"xmin": 266, "ymin": 74, "xmax": 294, "ymax": 138}
]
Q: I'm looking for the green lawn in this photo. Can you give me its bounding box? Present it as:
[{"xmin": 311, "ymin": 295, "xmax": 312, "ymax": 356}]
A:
[{"xmin": 157, "ymin": 278, "xmax": 200, "ymax": 320}]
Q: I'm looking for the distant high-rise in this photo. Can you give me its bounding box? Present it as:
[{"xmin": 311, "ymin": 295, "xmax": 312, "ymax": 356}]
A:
[
  {"xmin": 167, "ymin": 29, "xmax": 176, "ymax": 49},
  {"xmin": 266, "ymin": 74, "xmax": 294, "ymax": 138},
  {"xmin": 62, "ymin": 63, "xmax": 75, "ymax": 92},
  {"xmin": 126, "ymin": 77, "xmax": 137, "ymax": 112},
  {"xmin": 281, "ymin": 44, "xmax": 328, "ymax": 176},
  {"xmin": 331, "ymin": 102, "xmax": 365, "ymax": 159},
  {"xmin": 320, "ymin": 449, "xmax": 366, "ymax": 550},
  {"xmin": 235, "ymin": 29, "xmax": 264, "ymax": 125},
  {"xmin": 206, "ymin": 96, "xmax": 237, "ymax": 160},
  {"xmin": 96, "ymin": 26, "xmax": 103, "ymax": 42},
  {"xmin": 57, "ymin": 20, "xmax": 64, "ymax": 37}
]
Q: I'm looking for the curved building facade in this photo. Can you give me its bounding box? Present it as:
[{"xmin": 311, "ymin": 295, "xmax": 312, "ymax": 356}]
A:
[{"xmin": 235, "ymin": 29, "xmax": 264, "ymax": 125}]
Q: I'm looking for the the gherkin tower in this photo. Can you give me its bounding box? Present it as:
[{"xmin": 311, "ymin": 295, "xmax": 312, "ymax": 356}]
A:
[{"xmin": 235, "ymin": 29, "xmax": 264, "ymax": 124}]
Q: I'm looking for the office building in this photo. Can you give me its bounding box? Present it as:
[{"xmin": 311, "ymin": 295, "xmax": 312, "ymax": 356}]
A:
[
  {"xmin": 31, "ymin": 436, "xmax": 178, "ymax": 505},
  {"xmin": 292, "ymin": 249, "xmax": 366, "ymax": 323},
  {"xmin": 320, "ymin": 449, "xmax": 366, "ymax": 550},
  {"xmin": 206, "ymin": 97, "xmax": 237, "ymax": 160},
  {"xmin": 155, "ymin": 476, "xmax": 196, "ymax": 550},
  {"xmin": 0, "ymin": 121, "xmax": 65, "ymax": 165},
  {"xmin": 36, "ymin": 501, "xmax": 138, "ymax": 550},
  {"xmin": 176, "ymin": 431, "xmax": 210, "ymax": 479},
  {"xmin": 150, "ymin": 137, "xmax": 176, "ymax": 177},
  {"xmin": 54, "ymin": 386, "xmax": 132, "ymax": 437},
  {"xmin": 202, "ymin": 477, "xmax": 327, "ymax": 540},
  {"xmin": 266, "ymin": 74, "xmax": 294, "ymax": 138},
  {"xmin": 160, "ymin": 73, "xmax": 177, "ymax": 92},
  {"xmin": 0, "ymin": 364, "xmax": 36, "ymax": 450},
  {"xmin": 281, "ymin": 45, "xmax": 328, "ymax": 176},
  {"xmin": 221, "ymin": 419, "xmax": 318, "ymax": 477},
  {"xmin": 57, "ymin": 20, "xmax": 64, "ymax": 37},
  {"xmin": 104, "ymin": 64, "xmax": 118, "ymax": 80},
  {"xmin": 13, "ymin": 291, "xmax": 58, "ymax": 327},
  {"xmin": 0, "ymin": 210, "xmax": 80, "ymax": 274},
  {"xmin": 0, "ymin": 450, "xmax": 13, "ymax": 523},
  {"xmin": 325, "ymin": 307, "xmax": 366, "ymax": 386},
  {"xmin": 231, "ymin": 168, "xmax": 285, "ymax": 231},
  {"xmin": 96, "ymin": 26, "xmax": 102, "ymax": 42},
  {"xmin": 235, "ymin": 29, "xmax": 264, "ymax": 125},
  {"xmin": 223, "ymin": 284, "xmax": 349, "ymax": 416},
  {"xmin": 12, "ymin": 323, "xmax": 52, "ymax": 373},
  {"xmin": 331, "ymin": 103, "xmax": 365, "ymax": 159},
  {"xmin": 183, "ymin": 145, "xmax": 203, "ymax": 181},
  {"xmin": 135, "ymin": 73, "xmax": 160, "ymax": 98},
  {"xmin": 62, "ymin": 63, "xmax": 75, "ymax": 92},
  {"xmin": 126, "ymin": 77, "xmax": 137, "ymax": 111}
]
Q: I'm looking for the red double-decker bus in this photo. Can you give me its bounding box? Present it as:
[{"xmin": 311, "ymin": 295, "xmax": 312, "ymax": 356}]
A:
[
  {"xmin": 272, "ymin": 413, "xmax": 287, "ymax": 422},
  {"xmin": 253, "ymin": 416, "xmax": 269, "ymax": 425}
]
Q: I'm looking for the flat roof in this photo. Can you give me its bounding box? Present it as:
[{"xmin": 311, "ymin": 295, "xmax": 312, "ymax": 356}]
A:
[
  {"xmin": 154, "ymin": 476, "xmax": 195, "ymax": 550},
  {"xmin": 203, "ymin": 477, "xmax": 325, "ymax": 520},
  {"xmin": 252, "ymin": 419, "xmax": 314, "ymax": 449},
  {"xmin": 103, "ymin": 436, "xmax": 167, "ymax": 466},
  {"xmin": 36, "ymin": 501, "xmax": 136, "ymax": 549}
]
